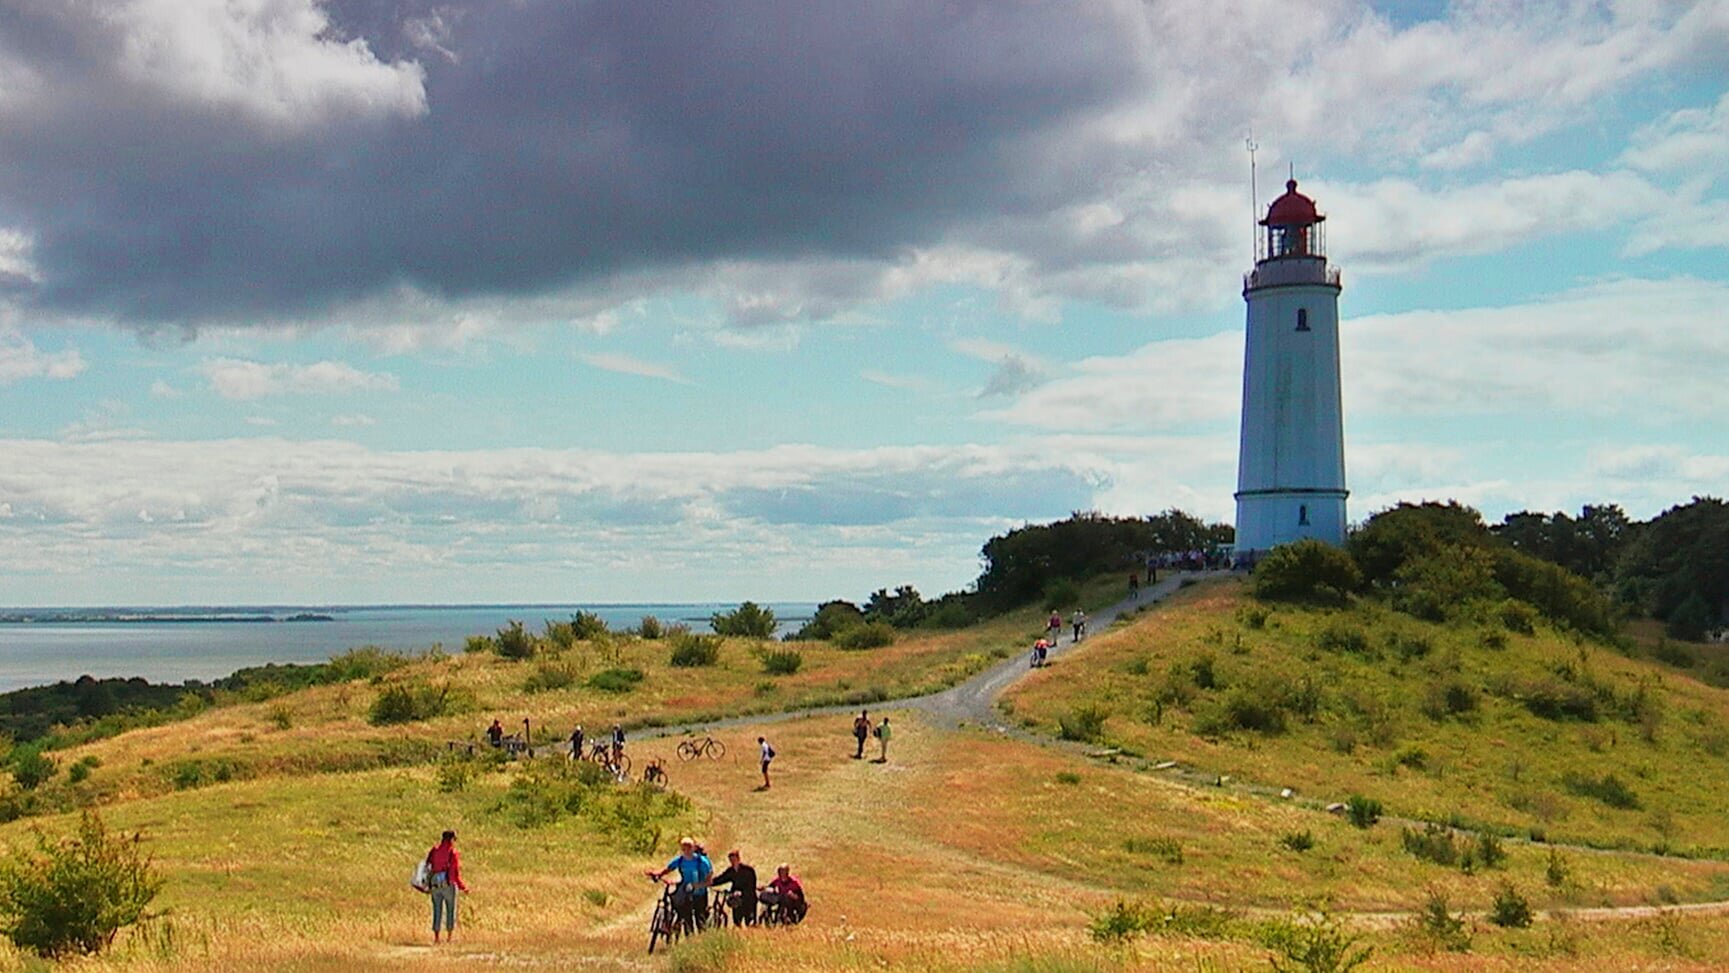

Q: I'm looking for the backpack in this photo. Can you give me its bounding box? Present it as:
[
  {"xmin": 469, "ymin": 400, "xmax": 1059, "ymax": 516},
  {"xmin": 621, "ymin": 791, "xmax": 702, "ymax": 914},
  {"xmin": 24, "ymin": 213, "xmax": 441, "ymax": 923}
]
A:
[
  {"xmin": 765, "ymin": 745, "xmax": 777, "ymax": 759},
  {"xmin": 411, "ymin": 856, "xmax": 432, "ymax": 894},
  {"xmin": 871, "ymin": 725, "xmax": 882, "ymax": 739}
]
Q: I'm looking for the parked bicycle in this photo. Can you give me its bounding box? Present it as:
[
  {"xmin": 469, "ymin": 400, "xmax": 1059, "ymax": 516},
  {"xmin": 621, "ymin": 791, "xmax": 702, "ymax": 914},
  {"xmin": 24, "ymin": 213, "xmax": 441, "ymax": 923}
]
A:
[
  {"xmin": 586, "ymin": 741, "xmax": 632, "ymax": 776},
  {"xmin": 677, "ymin": 735, "xmax": 726, "ymax": 761},
  {"xmin": 642, "ymin": 758, "xmax": 669, "ymax": 790}
]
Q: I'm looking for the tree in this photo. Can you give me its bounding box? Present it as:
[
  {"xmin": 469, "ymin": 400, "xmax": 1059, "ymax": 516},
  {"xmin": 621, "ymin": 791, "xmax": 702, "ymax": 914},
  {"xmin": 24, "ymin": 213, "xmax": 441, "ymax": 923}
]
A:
[
  {"xmin": 794, "ymin": 600, "xmax": 865, "ymax": 640},
  {"xmin": 1253, "ymin": 540, "xmax": 1362, "ymax": 603},
  {"xmin": 710, "ymin": 602, "xmax": 776, "ymax": 639},
  {"xmin": 0, "ymin": 811, "xmax": 162, "ymax": 957}
]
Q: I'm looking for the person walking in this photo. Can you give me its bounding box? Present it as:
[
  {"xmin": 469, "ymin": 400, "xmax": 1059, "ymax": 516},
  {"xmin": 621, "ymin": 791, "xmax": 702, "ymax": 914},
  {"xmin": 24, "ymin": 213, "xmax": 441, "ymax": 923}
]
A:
[
  {"xmin": 1129, "ymin": 571, "xmax": 1140, "ymax": 600},
  {"xmin": 875, "ymin": 716, "xmax": 892, "ymax": 762},
  {"xmin": 757, "ymin": 736, "xmax": 775, "ymax": 789},
  {"xmin": 852, "ymin": 710, "xmax": 871, "ymax": 759},
  {"xmin": 1071, "ymin": 608, "xmax": 1087, "ymax": 643},
  {"xmin": 704, "ymin": 849, "xmax": 759, "ymax": 926},
  {"xmin": 425, "ymin": 830, "xmax": 469, "ymax": 944},
  {"xmin": 568, "ymin": 723, "xmax": 584, "ymax": 760},
  {"xmin": 1046, "ymin": 610, "xmax": 1062, "ymax": 644}
]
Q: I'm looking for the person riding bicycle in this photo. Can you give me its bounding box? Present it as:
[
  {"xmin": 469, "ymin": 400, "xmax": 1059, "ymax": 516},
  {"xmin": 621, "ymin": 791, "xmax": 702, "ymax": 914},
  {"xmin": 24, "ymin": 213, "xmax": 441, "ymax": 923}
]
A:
[
  {"xmin": 645, "ymin": 837, "xmax": 711, "ymax": 932},
  {"xmin": 758, "ymin": 863, "xmax": 806, "ymax": 923},
  {"xmin": 703, "ymin": 849, "xmax": 758, "ymax": 926}
]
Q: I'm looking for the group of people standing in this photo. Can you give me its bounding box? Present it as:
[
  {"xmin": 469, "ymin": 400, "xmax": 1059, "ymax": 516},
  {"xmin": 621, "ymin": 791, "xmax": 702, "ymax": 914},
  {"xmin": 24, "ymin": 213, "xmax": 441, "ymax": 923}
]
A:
[
  {"xmin": 1045, "ymin": 609, "xmax": 1086, "ymax": 645},
  {"xmin": 647, "ymin": 838, "xmax": 807, "ymax": 931}
]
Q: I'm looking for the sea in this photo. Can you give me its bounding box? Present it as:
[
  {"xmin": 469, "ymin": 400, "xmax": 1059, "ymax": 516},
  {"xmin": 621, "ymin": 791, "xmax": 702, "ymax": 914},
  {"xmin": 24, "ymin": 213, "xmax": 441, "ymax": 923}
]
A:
[{"xmin": 0, "ymin": 603, "xmax": 816, "ymax": 693}]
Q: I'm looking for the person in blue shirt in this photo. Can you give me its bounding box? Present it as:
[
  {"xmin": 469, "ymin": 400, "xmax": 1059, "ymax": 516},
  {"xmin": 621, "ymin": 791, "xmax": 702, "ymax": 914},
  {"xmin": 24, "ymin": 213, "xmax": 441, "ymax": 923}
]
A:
[{"xmin": 645, "ymin": 837, "xmax": 712, "ymax": 932}]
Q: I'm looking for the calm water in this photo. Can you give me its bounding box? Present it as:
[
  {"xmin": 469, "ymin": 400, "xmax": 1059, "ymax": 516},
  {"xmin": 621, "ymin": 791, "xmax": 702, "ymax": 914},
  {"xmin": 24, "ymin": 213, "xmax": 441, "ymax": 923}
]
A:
[{"xmin": 0, "ymin": 603, "xmax": 815, "ymax": 692}]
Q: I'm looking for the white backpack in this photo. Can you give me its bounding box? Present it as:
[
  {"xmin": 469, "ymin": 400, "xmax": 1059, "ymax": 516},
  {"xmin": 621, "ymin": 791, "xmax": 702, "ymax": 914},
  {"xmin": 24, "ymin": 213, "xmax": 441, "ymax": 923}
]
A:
[{"xmin": 411, "ymin": 856, "xmax": 432, "ymax": 894}]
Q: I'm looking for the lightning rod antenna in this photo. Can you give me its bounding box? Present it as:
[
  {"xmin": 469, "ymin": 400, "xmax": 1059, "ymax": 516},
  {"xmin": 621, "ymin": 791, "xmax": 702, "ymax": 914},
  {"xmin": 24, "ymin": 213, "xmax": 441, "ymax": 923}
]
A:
[{"xmin": 1246, "ymin": 132, "xmax": 1260, "ymax": 261}]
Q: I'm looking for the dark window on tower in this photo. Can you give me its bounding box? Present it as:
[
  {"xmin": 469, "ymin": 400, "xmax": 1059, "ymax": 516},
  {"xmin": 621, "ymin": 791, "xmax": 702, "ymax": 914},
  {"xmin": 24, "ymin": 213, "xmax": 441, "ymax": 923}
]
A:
[
  {"xmin": 1298, "ymin": 505, "xmax": 1310, "ymax": 526},
  {"xmin": 1296, "ymin": 308, "xmax": 1310, "ymax": 332}
]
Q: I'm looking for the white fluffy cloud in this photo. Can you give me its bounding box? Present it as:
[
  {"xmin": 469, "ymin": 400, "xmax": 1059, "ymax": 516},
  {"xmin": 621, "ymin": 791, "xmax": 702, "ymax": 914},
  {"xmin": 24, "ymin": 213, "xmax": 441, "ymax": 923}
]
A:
[
  {"xmin": 0, "ymin": 329, "xmax": 84, "ymax": 385},
  {"xmin": 579, "ymin": 352, "xmax": 691, "ymax": 385},
  {"xmin": 198, "ymin": 358, "xmax": 399, "ymax": 400}
]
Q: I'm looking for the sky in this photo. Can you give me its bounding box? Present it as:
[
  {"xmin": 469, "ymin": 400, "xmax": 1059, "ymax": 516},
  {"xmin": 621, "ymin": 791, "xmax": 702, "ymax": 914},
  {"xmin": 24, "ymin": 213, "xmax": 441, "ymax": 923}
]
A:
[{"xmin": 0, "ymin": 0, "xmax": 1726, "ymax": 607}]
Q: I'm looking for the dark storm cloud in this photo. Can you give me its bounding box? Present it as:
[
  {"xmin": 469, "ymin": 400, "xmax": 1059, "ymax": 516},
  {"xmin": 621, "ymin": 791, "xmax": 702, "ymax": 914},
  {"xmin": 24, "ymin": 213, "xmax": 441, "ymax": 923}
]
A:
[{"xmin": 0, "ymin": 0, "xmax": 1146, "ymax": 325}]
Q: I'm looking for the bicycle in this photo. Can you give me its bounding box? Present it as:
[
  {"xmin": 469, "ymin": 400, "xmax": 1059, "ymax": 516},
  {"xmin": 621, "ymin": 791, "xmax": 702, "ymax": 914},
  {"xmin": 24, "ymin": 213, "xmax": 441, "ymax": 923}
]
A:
[
  {"xmin": 647, "ymin": 880, "xmax": 683, "ymax": 953},
  {"xmin": 677, "ymin": 735, "xmax": 726, "ymax": 761},
  {"xmin": 586, "ymin": 743, "xmax": 633, "ymax": 777},
  {"xmin": 642, "ymin": 759, "xmax": 669, "ymax": 790}
]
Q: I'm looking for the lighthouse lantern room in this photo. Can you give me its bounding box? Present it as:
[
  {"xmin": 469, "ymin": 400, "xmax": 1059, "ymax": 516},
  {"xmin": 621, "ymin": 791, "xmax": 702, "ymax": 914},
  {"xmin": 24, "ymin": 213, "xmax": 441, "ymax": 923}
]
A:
[{"xmin": 1234, "ymin": 179, "xmax": 1348, "ymax": 555}]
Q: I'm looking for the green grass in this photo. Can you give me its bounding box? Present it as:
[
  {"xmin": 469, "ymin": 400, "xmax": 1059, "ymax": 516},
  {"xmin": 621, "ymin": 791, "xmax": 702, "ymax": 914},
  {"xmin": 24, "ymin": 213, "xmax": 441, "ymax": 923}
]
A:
[{"xmin": 1004, "ymin": 577, "xmax": 1729, "ymax": 858}]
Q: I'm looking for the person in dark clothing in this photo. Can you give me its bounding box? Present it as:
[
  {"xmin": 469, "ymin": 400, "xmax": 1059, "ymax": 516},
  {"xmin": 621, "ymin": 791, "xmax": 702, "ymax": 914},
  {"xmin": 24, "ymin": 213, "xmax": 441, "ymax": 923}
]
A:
[
  {"xmin": 852, "ymin": 710, "xmax": 871, "ymax": 759},
  {"xmin": 704, "ymin": 849, "xmax": 759, "ymax": 925},
  {"xmin": 485, "ymin": 719, "xmax": 504, "ymax": 748}
]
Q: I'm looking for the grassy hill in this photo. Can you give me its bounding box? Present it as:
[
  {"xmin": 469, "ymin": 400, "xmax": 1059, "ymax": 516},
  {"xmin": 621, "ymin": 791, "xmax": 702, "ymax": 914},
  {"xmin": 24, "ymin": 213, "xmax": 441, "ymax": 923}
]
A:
[{"xmin": 5, "ymin": 574, "xmax": 1729, "ymax": 971}]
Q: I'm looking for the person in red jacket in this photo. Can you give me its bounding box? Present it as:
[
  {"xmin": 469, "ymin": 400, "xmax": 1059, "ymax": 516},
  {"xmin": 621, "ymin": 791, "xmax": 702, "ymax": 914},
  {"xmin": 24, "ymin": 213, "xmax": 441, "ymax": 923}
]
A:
[{"xmin": 426, "ymin": 830, "xmax": 470, "ymax": 943}]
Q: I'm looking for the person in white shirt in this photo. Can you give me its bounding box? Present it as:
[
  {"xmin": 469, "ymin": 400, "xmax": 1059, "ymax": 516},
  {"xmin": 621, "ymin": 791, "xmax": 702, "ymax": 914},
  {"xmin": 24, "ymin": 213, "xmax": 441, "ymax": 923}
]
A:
[{"xmin": 757, "ymin": 736, "xmax": 775, "ymax": 789}]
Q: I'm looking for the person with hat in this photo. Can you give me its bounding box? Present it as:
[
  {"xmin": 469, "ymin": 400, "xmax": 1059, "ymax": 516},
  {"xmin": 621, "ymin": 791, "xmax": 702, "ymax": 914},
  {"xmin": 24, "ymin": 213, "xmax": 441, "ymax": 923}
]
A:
[{"xmin": 645, "ymin": 837, "xmax": 712, "ymax": 933}]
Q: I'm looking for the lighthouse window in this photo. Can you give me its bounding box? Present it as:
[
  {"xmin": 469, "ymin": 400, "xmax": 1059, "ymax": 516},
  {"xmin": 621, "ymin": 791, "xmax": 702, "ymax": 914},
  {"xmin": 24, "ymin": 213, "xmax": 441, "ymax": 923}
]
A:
[
  {"xmin": 1298, "ymin": 505, "xmax": 1310, "ymax": 526},
  {"xmin": 1296, "ymin": 308, "xmax": 1310, "ymax": 332}
]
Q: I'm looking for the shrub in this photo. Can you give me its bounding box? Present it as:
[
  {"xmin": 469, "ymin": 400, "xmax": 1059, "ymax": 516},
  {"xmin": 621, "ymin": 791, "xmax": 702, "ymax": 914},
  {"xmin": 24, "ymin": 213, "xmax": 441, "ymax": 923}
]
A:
[
  {"xmin": 1420, "ymin": 679, "xmax": 1479, "ymax": 720},
  {"xmin": 66, "ymin": 762, "xmax": 90, "ymax": 785},
  {"xmin": 1088, "ymin": 899, "xmax": 1157, "ymax": 943},
  {"xmin": 1562, "ymin": 771, "xmax": 1640, "ymax": 809},
  {"xmin": 1279, "ymin": 830, "xmax": 1315, "ymax": 852},
  {"xmin": 1401, "ymin": 824, "xmax": 1460, "ymax": 867},
  {"xmin": 1055, "ymin": 771, "xmax": 1082, "ymax": 786},
  {"xmin": 793, "ymin": 601, "xmax": 865, "ymax": 640},
  {"xmin": 367, "ymin": 684, "xmax": 453, "ymax": 725},
  {"xmin": 834, "ymin": 621, "xmax": 896, "ymax": 651},
  {"xmin": 1545, "ymin": 848, "xmax": 1570, "ymax": 888},
  {"xmin": 1345, "ymin": 795, "xmax": 1382, "ymax": 829},
  {"xmin": 494, "ymin": 620, "xmax": 536, "ymax": 660},
  {"xmin": 571, "ymin": 611, "xmax": 610, "ymax": 641},
  {"xmin": 1474, "ymin": 832, "xmax": 1507, "ymax": 869},
  {"xmin": 1413, "ymin": 889, "xmax": 1470, "ymax": 952},
  {"xmin": 1499, "ymin": 600, "xmax": 1538, "ymax": 635},
  {"xmin": 436, "ymin": 753, "xmax": 479, "ymax": 793},
  {"xmin": 8, "ymin": 748, "xmax": 57, "ymax": 791},
  {"xmin": 1057, "ymin": 704, "xmax": 1110, "ymax": 743},
  {"xmin": 710, "ymin": 602, "xmax": 776, "ymax": 639},
  {"xmin": 267, "ymin": 704, "xmax": 294, "ymax": 730},
  {"xmin": 1088, "ymin": 899, "xmax": 1234, "ymax": 944},
  {"xmin": 668, "ymin": 633, "xmax": 722, "ymax": 668},
  {"xmin": 1316, "ymin": 621, "xmax": 1373, "ymax": 656},
  {"xmin": 0, "ymin": 811, "xmax": 162, "ymax": 957},
  {"xmin": 760, "ymin": 649, "xmax": 803, "ymax": 676},
  {"xmin": 1042, "ymin": 578, "xmax": 1083, "ymax": 614},
  {"xmin": 587, "ymin": 668, "xmax": 645, "ymax": 694},
  {"xmin": 1122, "ymin": 836, "xmax": 1184, "ymax": 865},
  {"xmin": 1489, "ymin": 883, "xmax": 1533, "ymax": 928},
  {"xmin": 494, "ymin": 758, "xmax": 690, "ymax": 847},
  {"xmin": 1516, "ymin": 678, "xmax": 1599, "ymax": 722},
  {"xmin": 464, "ymin": 635, "xmax": 493, "ymax": 654},
  {"xmin": 523, "ymin": 661, "xmax": 580, "ymax": 693},
  {"xmin": 1254, "ymin": 539, "xmax": 1363, "ymax": 603},
  {"xmin": 636, "ymin": 615, "xmax": 665, "ymax": 640},
  {"xmin": 1258, "ymin": 911, "xmax": 1372, "ymax": 973}
]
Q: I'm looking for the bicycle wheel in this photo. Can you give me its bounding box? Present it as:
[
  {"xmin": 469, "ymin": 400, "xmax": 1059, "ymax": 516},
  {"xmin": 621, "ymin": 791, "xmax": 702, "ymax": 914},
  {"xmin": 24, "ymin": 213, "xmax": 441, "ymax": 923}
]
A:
[
  {"xmin": 648, "ymin": 900, "xmax": 669, "ymax": 953},
  {"xmin": 705, "ymin": 739, "xmax": 726, "ymax": 760},
  {"xmin": 615, "ymin": 753, "xmax": 633, "ymax": 775},
  {"xmin": 677, "ymin": 740, "xmax": 699, "ymax": 761}
]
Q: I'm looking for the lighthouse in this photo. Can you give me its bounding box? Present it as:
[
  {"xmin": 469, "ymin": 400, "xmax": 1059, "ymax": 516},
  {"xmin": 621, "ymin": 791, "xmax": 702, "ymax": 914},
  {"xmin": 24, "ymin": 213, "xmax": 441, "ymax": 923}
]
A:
[{"xmin": 1234, "ymin": 179, "xmax": 1347, "ymax": 555}]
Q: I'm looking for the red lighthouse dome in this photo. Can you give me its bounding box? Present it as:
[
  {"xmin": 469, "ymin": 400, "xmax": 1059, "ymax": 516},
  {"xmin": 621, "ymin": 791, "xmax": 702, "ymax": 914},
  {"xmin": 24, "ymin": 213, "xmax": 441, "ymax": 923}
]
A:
[{"xmin": 1261, "ymin": 179, "xmax": 1322, "ymax": 228}]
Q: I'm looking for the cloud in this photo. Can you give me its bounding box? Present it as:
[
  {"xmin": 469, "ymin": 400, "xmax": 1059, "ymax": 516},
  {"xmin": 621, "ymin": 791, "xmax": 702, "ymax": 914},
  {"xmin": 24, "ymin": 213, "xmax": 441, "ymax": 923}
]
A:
[
  {"xmin": 330, "ymin": 413, "xmax": 376, "ymax": 428},
  {"xmin": 0, "ymin": 329, "xmax": 85, "ymax": 384},
  {"xmin": 0, "ymin": 1, "xmax": 1721, "ymax": 334},
  {"xmin": 579, "ymin": 352, "xmax": 691, "ymax": 385},
  {"xmin": 198, "ymin": 358, "xmax": 399, "ymax": 400},
  {"xmin": 148, "ymin": 379, "xmax": 182, "ymax": 398},
  {"xmin": 1622, "ymin": 89, "xmax": 1729, "ymax": 175}
]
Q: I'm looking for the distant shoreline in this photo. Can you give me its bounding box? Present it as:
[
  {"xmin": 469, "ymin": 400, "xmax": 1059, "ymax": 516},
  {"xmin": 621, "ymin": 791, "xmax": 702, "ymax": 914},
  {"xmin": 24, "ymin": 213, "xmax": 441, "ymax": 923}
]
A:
[{"xmin": 0, "ymin": 613, "xmax": 335, "ymax": 625}]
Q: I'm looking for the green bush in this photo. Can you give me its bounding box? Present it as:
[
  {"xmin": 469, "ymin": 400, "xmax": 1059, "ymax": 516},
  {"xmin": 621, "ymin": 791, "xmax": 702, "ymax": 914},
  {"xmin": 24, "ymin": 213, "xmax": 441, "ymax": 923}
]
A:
[
  {"xmin": 1279, "ymin": 830, "xmax": 1315, "ymax": 852},
  {"xmin": 494, "ymin": 758, "xmax": 690, "ymax": 848},
  {"xmin": 8, "ymin": 747, "xmax": 56, "ymax": 791},
  {"xmin": 636, "ymin": 615, "xmax": 665, "ymax": 640},
  {"xmin": 1087, "ymin": 899, "xmax": 1235, "ymax": 944},
  {"xmin": 1489, "ymin": 882, "xmax": 1533, "ymax": 928},
  {"xmin": 587, "ymin": 668, "xmax": 645, "ymax": 694},
  {"xmin": 1057, "ymin": 704, "xmax": 1110, "ymax": 743},
  {"xmin": 669, "ymin": 634, "xmax": 722, "ymax": 668},
  {"xmin": 1412, "ymin": 889, "xmax": 1470, "ymax": 952},
  {"xmin": 1499, "ymin": 600, "xmax": 1539, "ymax": 635},
  {"xmin": 1253, "ymin": 539, "xmax": 1362, "ymax": 603},
  {"xmin": 1122, "ymin": 836, "xmax": 1184, "ymax": 865},
  {"xmin": 760, "ymin": 649, "xmax": 803, "ymax": 676},
  {"xmin": 1042, "ymin": 578, "xmax": 1082, "ymax": 613},
  {"xmin": 464, "ymin": 635, "xmax": 493, "ymax": 654},
  {"xmin": 494, "ymin": 620, "xmax": 536, "ymax": 660},
  {"xmin": 834, "ymin": 621, "xmax": 896, "ymax": 650},
  {"xmin": 367, "ymin": 684, "xmax": 453, "ymax": 725},
  {"xmin": 571, "ymin": 611, "xmax": 610, "ymax": 641},
  {"xmin": 1562, "ymin": 771, "xmax": 1640, "ymax": 809},
  {"xmin": 1258, "ymin": 910, "xmax": 1372, "ymax": 973},
  {"xmin": 1088, "ymin": 900, "xmax": 1157, "ymax": 943},
  {"xmin": 1344, "ymin": 795, "xmax": 1382, "ymax": 829},
  {"xmin": 793, "ymin": 601, "xmax": 865, "ymax": 640},
  {"xmin": 0, "ymin": 811, "xmax": 162, "ymax": 957},
  {"xmin": 523, "ymin": 662, "xmax": 580, "ymax": 693},
  {"xmin": 710, "ymin": 602, "xmax": 776, "ymax": 639},
  {"xmin": 1401, "ymin": 824, "xmax": 1460, "ymax": 867},
  {"xmin": 1315, "ymin": 621, "xmax": 1373, "ymax": 656},
  {"xmin": 1475, "ymin": 832, "xmax": 1507, "ymax": 869},
  {"xmin": 66, "ymin": 762, "xmax": 90, "ymax": 785}
]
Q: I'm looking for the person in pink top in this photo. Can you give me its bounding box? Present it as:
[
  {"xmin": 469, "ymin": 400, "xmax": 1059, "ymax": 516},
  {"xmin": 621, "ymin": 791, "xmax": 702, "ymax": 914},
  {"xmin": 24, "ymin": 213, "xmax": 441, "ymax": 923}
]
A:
[
  {"xmin": 760, "ymin": 863, "xmax": 806, "ymax": 923},
  {"xmin": 425, "ymin": 830, "xmax": 470, "ymax": 943}
]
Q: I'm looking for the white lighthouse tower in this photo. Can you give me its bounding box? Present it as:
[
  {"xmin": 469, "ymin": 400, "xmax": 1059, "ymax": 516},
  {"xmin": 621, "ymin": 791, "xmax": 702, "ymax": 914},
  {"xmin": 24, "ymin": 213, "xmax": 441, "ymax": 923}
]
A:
[{"xmin": 1234, "ymin": 178, "xmax": 1347, "ymax": 555}]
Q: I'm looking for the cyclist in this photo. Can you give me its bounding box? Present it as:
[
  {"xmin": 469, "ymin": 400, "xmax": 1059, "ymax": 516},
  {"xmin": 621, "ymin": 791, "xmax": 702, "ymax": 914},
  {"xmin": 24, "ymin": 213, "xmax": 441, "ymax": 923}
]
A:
[
  {"xmin": 704, "ymin": 849, "xmax": 758, "ymax": 926},
  {"xmin": 645, "ymin": 837, "xmax": 711, "ymax": 932},
  {"xmin": 759, "ymin": 863, "xmax": 806, "ymax": 924}
]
